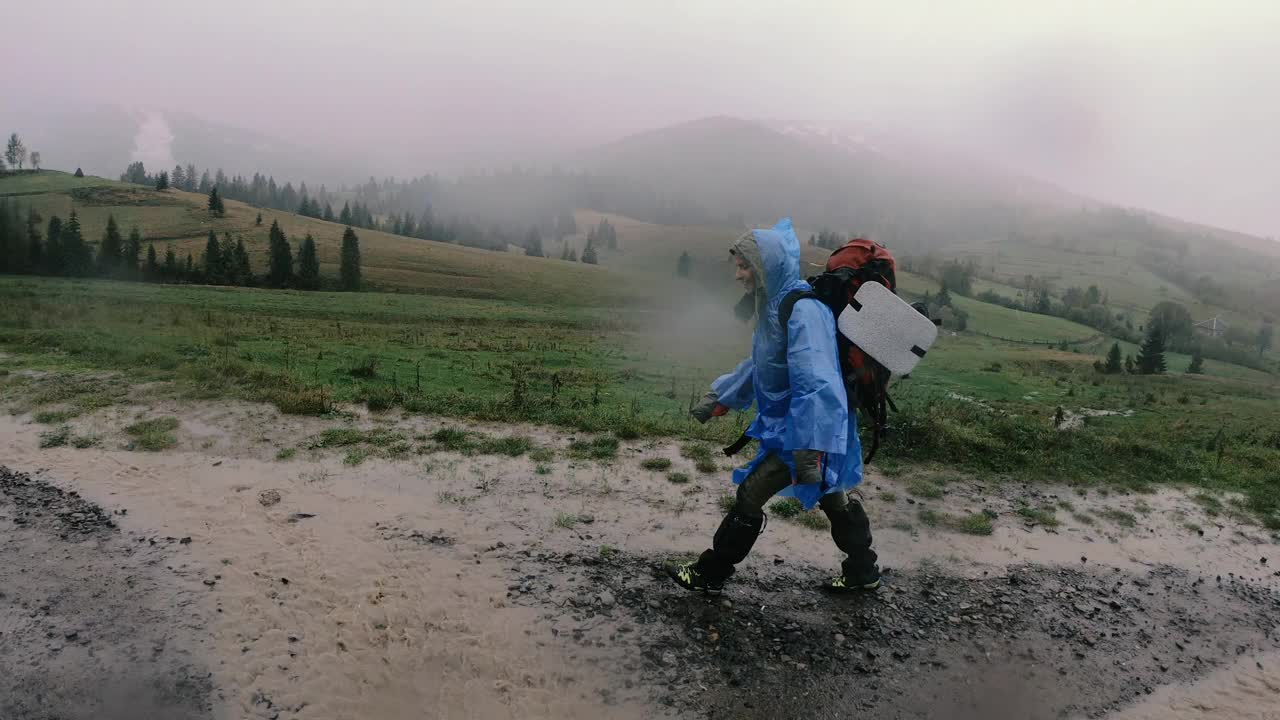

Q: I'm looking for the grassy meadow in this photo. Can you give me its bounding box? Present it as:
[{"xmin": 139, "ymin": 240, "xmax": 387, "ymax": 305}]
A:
[{"xmin": 2, "ymin": 170, "xmax": 1278, "ymax": 527}]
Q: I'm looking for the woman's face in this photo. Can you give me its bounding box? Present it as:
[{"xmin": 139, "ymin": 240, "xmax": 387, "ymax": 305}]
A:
[{"xmin": 734, "ymin": 255, "xmax": 756, "ymax": 292}]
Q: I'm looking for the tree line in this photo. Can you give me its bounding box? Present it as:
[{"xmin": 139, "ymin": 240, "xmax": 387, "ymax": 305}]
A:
[{"xmin": 0, "ymin": 199, "xmax": 362, "ymax": 291}]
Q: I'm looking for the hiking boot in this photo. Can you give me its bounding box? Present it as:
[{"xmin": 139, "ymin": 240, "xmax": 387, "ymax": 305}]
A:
[
  {"xmin": 667, "ymin": 560, "xmax": 726, "ymax": 596},
  {"xmin": 825, "ymin": 564, "xmax": 881, "ymax": 593}
]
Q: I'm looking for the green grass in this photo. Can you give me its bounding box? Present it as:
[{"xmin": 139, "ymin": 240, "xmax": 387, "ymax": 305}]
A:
[
  {"xmin": 641, "ymin": 457, "xmax": 673, "ymax": 471},
  {"xmin": 1, "ymin": 205, "xmax": 1279, "ymax": 528},
  {"xmin": 717, "ymin": 493, "xmax": 735, "ymax": 513},
  {"xmin": 767, "ymin": 498, "xmax": 829, "ymax": 530},
  {"xmin": 535, "ymin": 463, "xmax": 552, "ymax": 475},
  {"xmin": 667, "ymin": 471, "xmax": 690, "ymax": 484},
  {"xmin": 1099, "ymin": 508, "xmax": 1138, "ymax": 528},
  {"xmin": 568, "ymin": 436, "xmax": 620, "ymax": 460},
  {"xmin": 1072, "ymin": 512, "xmax": 1096, "ymax": 526},
  {"xmin": 918, "ymin": 508, "xmax": 995, "ymax": 535},
  {"xmin": 877, "ymin": 491, "xmax": 897, "ymax": 502},
  {"xmin": 769, "ymin": 498, "xmax": 803, "ymax": 518},
  {"xmin": 33, "ymin": 408, "xmax": 79, "ymax": 424},
  {"xmin": 906, "ymin": 477, "xmax": 945, "ymax": 499},
  {"xmin": 124, "ymin": 416, "xmax": 179, "ymax": 451},
  {"xmin": 39, "ymin": 425, "xmax": 72, "ymax": 448},
  {"xmin": 529, "ymin": 447, "xmax": 555, "ymax": 463},
  {"xmin": 1016, "ymin": 504, "xmax": 1061, "ymax": 528},
  {"xmin": 554, "ymin": 512, "xmax": 579, "ymax": 529},
  {"xmin": 275, "ymin": 447, "xmax": 297, "ymax": 461}
]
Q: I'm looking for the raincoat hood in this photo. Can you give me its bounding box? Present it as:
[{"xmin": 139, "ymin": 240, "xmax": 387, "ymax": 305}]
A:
[{"xmin": 711, "ymin": 217, "xmax": 863, "ymax": 510}]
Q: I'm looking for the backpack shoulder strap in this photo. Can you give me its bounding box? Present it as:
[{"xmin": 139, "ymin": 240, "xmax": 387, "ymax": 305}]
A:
[{"xmin": 778, "ymin": 290, "xmax": 819, "ymax": 330}]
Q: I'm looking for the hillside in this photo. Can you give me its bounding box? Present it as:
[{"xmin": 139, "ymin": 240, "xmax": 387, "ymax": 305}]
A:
[
  {"xmin": 0, "ymin": 171, "xmax": 637, "ymax": 306},
  {"xmin": 581, "ymin": 116, "xmax": 1280, "ymax": 336}
]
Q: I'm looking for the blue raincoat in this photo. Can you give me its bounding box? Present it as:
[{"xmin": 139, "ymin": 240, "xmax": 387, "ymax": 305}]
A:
[{"xmin": 711, "ymin": 218, "xmax": 863, "ymax": 509}]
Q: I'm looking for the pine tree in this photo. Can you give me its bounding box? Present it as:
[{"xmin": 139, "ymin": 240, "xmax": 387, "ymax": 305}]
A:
[
  {"xmin": 156, "ymin": 171, "xmax": 169, "ymax": 190},
  {"xmin": 124, "ymin": 227, "xmax": 142, "ymax": 279},
  {"xmin": 184, "ymin": 252, "xmax": 194, "ymax": 281},
  {"xmin": 202, "ymin": 229, "xmax": 224, "ymax": 283},
  {"xmin": 267, "ymin": 220, "xmax": 294, "ymax": 288},
  {"xmin": 25, "ymin": 208, "xmax": 43, "ymax": 274},
  {"xmin": 339, "ymin": 202, "xmax": 352, "ymax": 225},
  {"xmin": 525, "ymin": 227, "xmax": 544, "ymax": 257},
  {"xmin": 74, "ymin": 168, "xmax": 84, "ymax": 178},
  {"xmin": 1186, "ymin": 347, "xmax": 1205, "ymax": 374},
  {"xmin": 256, "ymin": 212, "xmax": 263, "ymax": 226},
  {"xmin": 297, "ymin": 234, "xmax": 320, "ymax": 290},
  {"xmin": 172, "ymin": 164, "xmax": 186, "ymax": 190},
  {"xmin": 1103, "ymin": 342, "xmax": 1123, "ymax": 374},
  {"xmin": 581, "ymin": 238, "xmax": 598, "ymax": 264},
  {"xmin": 676, "ymin": 251, "xmax": 692, "ymax": 277},
  {"xmin": 145, "ymin": 243, "xmax": 159, "ymax": 281},
  {"xmin": 322, "ymin": 203, "xmax": 334, "ymax": 222},
  {"xmin": 220, "ymin": 233, "xmax": 238, "ymax": 285},
  {"xmin": 207, "ymin": 187, "xmax": 225, "ymax": 216},
  {"xmin": 1136, "ymin": 326, "xmax": 1167, "ymax": 375},
  {"xmin": 568, "ymin": 248, "xmax": 578, "ymax": 262},
  {"xmin": 163, "ymin": 245, "xmax": 178, "ymax": 282},
  {"xmin": 44, "ymin": 216, "xmax": 64, "ymax": 275},
  {"xmin": 234, "ymin": 236, "xmax": 252, "ymax": 284},
  {"xmin": 185, "ymin": 164, "xmax": 197, "ymax": 191},
  {"xmin": 339, "ymin": 226, "xmax": 361, "ymax": 291},
  {"xmin": 96, "ymin": 214, "xmax": 124, "ymax": 277}
]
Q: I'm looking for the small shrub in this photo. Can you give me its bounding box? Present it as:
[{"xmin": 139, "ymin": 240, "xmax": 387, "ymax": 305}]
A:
[
  {"xmin": 364, "ymin": 386, "xmax": 399, "ymax": 412},
  {"xmin": 312, "ymin": 427, "xmax": 367, "ymax": 448},
  {"xmin": 275, "ymin": 447, "xmax": 297, "ymax": 461},
  {"xmin": 694, "ymin": 457, "xmax": 718, "ymax": 474},
  {"xmin": 892, "ymin": 520, "xmax": 914, "ymax": 533},
  {"xmin": 717, "ymin": 493, "xmax": 736, "ymax": 513},
  {"xmin": 1016, "ymin": 504, "xmax": 1060, "ymax": 527},
  {"xmin": 955, "ymin": 512, "xmax": 994, "ymax": 536},
  {"xmin": 529, "ymin": 447, "xmax": 555, "ymax": 463},
  {"xmin": 343, "ymin": 448, "xmax": 369, "ymax": 465},
  {"xmin": 431, "ymin": 427, "xmax": 472, "ymax": 450},
  {"xmin": 71, "ymin": 434, "xmax": 98, "ymax": 449},
  {"xmin": 348, "ymin": 355, "xmax": 379, "ymax": 378},
  {"xmin": 39, "ymin": 425, "xmax": 72, "ymax": 448},
  {"xmin": 554, "ymin": 512, "xmax": 578, "ymax": 529},
  {"xmin": 795, "ymin": 512, "xmax": 830, "ymax": 531},
  {"xmin": 667, "ymin": 471, "xmax": 690, "ymax": 484},
  {"xmin": 1057, "ymin": 500, "xmax": 1075, "ymax": 511},
  {"xmin": 878, "ymin": 491, "xmax": 898, "ymax": 502},
  {"xmin": 680, "ymin": 443, "xmax": 714, "ymax": 462},
  {"xmin": 535, "ymin": 464, "xmax": 552, "ymax": 475},
  {"xmin": 1071, "ymin": 512, "xmax": 1096, "ymax": 526},
  {"xmin": 641, "ymin": 457, "xmax": 673, "ymax": 471},
  {"xmin": 34, "ymin": 409, "xmax": 78, "ymax": 424},
  {"xmin": 569, "ymin": 436, "xmax": 620, "ymax": 460},
  {"xmin": 906, "ymin": 478, "xmax": 944, "ymax": 499},
  {"xmin": 475, "ymin": 435, "xmax": 533, "ymax": 457},
  {"xmin": 125, "ymin": 416, "xmax": 179, "ymax": 451},
  {"xmin": 1099, "ymin": 508, "xmax": 1138, "ymax": 528},
  {"xmin": 769, "ymin": 498, "xmax": 803, "ymax": 518}
]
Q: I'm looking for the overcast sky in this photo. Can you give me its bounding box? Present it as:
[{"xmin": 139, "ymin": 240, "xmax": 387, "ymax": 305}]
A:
[{"xmin": 4, "ymin": 0, "xmax": 1278, "ymax": 237}]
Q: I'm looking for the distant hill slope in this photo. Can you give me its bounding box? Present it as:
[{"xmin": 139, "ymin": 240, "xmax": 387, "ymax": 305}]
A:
[{"xmin": 0, "ymin": 172, "xmax": 635, "ymax": 307}]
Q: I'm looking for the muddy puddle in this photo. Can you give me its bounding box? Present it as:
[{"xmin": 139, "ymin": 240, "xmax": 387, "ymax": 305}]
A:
[{"xmin": 1, "ymin": 400, "xmax": 1277, "ymax": 719}]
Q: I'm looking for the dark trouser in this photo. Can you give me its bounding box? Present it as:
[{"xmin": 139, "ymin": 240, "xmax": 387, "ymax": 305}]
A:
[{"xmin": 696, "ymin": 454, "xmax": 877, "ymax": 582}]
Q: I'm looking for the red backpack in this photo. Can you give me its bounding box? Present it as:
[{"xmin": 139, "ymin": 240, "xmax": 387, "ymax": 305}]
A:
[{"xmin": 780, "ymin": 239, "xmax": 913, "ymax": 464}]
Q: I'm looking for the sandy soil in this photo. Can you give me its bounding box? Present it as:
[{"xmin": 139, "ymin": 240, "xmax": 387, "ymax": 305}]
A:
[{"xmin": 1, "ymin": 398, "xmax": 1277, "ymax": 719}]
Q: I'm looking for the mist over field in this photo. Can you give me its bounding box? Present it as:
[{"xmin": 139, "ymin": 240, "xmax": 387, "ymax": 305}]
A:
[{"xmin": 3, "ymin": 0, "xmax": 1279, "ymax": 239}]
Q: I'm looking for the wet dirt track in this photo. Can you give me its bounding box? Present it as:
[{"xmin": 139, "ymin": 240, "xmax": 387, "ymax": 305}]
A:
[{"xmin": 0, "ymin": 467, "xmax": 214, "ymax": 720}]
